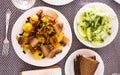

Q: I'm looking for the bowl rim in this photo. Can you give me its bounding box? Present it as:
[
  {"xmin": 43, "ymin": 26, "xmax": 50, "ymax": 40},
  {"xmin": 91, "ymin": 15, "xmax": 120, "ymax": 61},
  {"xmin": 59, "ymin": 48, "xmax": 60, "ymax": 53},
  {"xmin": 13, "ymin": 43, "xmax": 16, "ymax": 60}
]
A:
[{"xmin": 74, "ymin": 2, "xmax": 119, "ymax": 48}]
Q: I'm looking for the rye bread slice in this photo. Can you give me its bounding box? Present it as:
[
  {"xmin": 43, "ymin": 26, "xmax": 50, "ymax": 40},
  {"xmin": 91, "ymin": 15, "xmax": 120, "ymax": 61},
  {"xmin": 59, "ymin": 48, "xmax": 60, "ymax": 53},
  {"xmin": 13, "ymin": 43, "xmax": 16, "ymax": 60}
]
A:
[
  {"xmin": 80, "ymin": 56, "xmax": 99, "ymax": 75},
  {"xmin": 74, "ymin": 55, "xmax": 82, "ymax": 75}
]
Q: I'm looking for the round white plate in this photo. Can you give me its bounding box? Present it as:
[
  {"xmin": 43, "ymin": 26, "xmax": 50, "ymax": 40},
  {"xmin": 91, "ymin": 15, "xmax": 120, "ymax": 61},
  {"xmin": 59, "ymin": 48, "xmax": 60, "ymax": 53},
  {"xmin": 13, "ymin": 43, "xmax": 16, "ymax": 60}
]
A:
[
  {"xmin": 42, "ymin": 0, "xmax": 74, "ymax": 6},
  {"xmin": 114, "ymin": 0, "xmax": 120, "ymax": 4},
  {"xmin": 65, "ymin": 49, "xmax": 104, "ymax": 75},
  {"xmin": 74, "ymin": 2, "xmax": 119, "ymax": 48},
  {"xmin": 11, "ymin": 6, "xmax": 72, "ymax": 67}
]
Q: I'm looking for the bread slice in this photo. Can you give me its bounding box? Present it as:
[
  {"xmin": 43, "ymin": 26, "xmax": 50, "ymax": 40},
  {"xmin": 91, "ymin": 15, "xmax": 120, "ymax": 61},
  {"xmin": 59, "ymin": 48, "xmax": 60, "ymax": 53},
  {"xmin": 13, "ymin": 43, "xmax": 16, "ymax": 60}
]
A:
[
  {"xmin": 80, "ymin": 56, "xmax": 99, "ymax": 75},
  {"xmin": 19, "ymin": 65, "xmax": 61, "ymax": 75},
  {"xmin": 74, "ymin": 55, "xmax": 82, "ymax": 75},
  {"xmin": 74, "ymin": 55, "xmax": 99, "ymax": 75}
]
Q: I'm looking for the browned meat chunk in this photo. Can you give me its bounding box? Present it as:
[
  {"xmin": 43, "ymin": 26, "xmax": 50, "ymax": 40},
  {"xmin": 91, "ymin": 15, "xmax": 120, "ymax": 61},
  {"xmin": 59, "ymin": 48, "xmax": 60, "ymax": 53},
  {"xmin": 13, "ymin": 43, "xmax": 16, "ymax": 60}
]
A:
[
  {"xmin": 29, "ymin": 37, "xmax": 39, "ymax": 47},
  {"xmin": 61, "ymin": 36, "xmax": 69, "ymax": 46},
  {"xmin": 46, "ymin": 10, "xmax": 58, "ymax": 21},
  {"xmin": 41, "ymin": 45, "xmax": 52, "ymax": 57},
  {"xmin": 53, "ymin": 23, "xmax": 63, "ymax": 34},
  {"xmin": 47, "ymin": 47, "xmax": 62, "ymax": 58},
  {"xmin": 17, "ymin": 36, "xmax": 28, "ymax": 46}
]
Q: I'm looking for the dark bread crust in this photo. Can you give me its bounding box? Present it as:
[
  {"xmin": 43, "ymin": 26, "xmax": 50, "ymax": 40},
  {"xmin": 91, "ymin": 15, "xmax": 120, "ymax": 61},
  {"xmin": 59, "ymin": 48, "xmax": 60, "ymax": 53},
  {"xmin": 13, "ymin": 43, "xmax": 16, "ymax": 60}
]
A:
[
  {"xmin": 89, "ymin": 56, "xmax": 96, "ymax": 60},
  {"xmin": 74, "ymin": 55, "xmax": 82, "ymax": 75}
]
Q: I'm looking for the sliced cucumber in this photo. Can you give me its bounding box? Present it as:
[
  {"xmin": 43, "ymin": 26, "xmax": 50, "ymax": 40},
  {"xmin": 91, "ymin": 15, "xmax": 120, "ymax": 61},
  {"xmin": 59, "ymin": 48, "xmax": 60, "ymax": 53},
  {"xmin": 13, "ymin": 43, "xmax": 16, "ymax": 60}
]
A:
[
  {"xmin": 76, "ymin": 7, "xmax": 111, "ymax": 45},
  {"xmin": 77, "ymin": 25, "xmax": 86, "ymax": 37},
  {"xmin": 86, "ymin": 27, "xmax": 92, "ymax": 42}
]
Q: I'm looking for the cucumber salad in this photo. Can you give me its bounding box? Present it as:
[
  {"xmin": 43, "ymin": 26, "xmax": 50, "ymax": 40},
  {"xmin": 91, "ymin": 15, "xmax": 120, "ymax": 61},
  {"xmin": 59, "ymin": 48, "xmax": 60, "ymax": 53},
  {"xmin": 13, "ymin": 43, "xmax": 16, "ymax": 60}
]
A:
[{"xmin": 76, "ymin": 7, "xmax": 111, "ymax": 45}]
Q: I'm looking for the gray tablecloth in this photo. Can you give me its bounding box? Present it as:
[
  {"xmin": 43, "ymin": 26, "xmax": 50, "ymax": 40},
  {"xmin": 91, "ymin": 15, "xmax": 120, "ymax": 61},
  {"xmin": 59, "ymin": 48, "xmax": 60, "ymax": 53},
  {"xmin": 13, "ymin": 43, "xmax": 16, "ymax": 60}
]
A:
[{"xmin": 1, "ymin": 0, "xmax": 120, "ymax": 75}]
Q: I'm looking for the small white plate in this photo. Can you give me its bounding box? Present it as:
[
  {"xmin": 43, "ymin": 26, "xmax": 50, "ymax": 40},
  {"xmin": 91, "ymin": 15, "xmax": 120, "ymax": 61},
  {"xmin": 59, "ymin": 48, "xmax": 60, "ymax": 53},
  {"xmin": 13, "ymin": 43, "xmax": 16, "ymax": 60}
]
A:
[
  {"xmin": 74, "ymin": 2, "xmax": 119, "ymax": 48},
  {"xmin": 114, "ymin": 0, "xmax": 120, "ymax": 4},
  {"xmin": 11, "ymin": 6, "xmax": 72, "ymax": 67},
  {"xmin": 65, "ymin": 49, "xmax": 104, "ymax": 75},
  {"xmin": 42, "ymin": 0, "xmax": 74, "ymax": 6}
]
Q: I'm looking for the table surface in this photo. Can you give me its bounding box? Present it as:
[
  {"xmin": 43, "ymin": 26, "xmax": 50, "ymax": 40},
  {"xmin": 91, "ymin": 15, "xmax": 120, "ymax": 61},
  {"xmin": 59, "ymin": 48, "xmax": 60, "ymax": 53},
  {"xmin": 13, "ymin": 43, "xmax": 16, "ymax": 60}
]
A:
[{"xmin": 1, "ymin": 0, "xmax": 120, "ymax": 75}]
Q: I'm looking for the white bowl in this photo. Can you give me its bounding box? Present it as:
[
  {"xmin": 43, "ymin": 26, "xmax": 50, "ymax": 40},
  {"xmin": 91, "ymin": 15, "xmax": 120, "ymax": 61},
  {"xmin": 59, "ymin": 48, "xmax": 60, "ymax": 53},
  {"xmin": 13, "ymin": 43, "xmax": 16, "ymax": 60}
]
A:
[
  {"xmin": 74, "ymin": 2, "xmax": 119, "ymax": 48},
  {"xmin": 11, "ymin": 6, "xmax": 72, "ymax": 67}
]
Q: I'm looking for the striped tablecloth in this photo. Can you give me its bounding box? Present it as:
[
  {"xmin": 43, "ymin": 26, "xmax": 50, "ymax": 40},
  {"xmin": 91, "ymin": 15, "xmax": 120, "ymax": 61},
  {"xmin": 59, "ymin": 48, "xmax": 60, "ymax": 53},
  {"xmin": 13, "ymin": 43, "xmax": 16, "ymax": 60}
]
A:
[{"xmin": 0, "ymin": 0, "xmax": 120, "ymax": 75}]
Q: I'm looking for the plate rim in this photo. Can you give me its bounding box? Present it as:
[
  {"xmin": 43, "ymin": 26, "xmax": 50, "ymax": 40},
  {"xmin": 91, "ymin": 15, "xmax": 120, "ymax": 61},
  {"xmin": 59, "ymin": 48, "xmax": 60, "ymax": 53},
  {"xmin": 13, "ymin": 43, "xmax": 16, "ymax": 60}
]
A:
[
  {"xmin": 65, "ymin": 48, "xmax": 104, "ymax": 75},
  {"xmin": 114, "ymin": 0, "xmax": 120, "ymax": 4},
  {"xmin": 42, "ymin": 0, "xmax": 74, "ymax": 6},
  {"xmin": 11, "ymin": 6, "xmax": 72, "ymax": 67}
]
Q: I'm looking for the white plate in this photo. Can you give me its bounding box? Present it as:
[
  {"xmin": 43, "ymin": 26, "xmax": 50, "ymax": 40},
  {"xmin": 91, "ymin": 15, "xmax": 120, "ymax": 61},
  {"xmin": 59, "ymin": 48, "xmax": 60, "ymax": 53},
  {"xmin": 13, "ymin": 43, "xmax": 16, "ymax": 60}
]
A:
[
  {"xmin": 42, "ymin": 0, "xmax": 74, "ymax": 6},
  {"xmin": 21, "ymin": 68, "xmax": 62, "ymax": 75},
  {"xmin": 11, "ymin": 6, "xmax": 72, "ymax": 67},
  {"xmin": 65, "ymin": 49, "xmax": 104, "ymax": 75},
  {"xmin": 74, "ymin": 2, "xmax": 119, "ymax": 48},
  {"xmin": 114, "ymin": 0, "xmax": 120, "ymax": 4}
]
